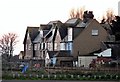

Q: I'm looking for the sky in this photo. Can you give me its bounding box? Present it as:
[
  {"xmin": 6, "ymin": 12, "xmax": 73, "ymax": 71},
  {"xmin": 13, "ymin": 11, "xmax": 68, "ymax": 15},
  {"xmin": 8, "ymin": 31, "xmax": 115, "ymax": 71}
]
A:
[{"xmin": 0, "ymin": 0, "xmax": 119, "ymax": 55}]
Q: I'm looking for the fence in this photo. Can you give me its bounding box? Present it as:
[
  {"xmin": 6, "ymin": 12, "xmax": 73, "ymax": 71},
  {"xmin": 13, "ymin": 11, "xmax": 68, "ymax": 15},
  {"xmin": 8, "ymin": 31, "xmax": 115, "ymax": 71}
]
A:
[
  {"xmin": 2, "ymin": 73, "xmax": 120, "ymax": 80},
  {"xmin": 45, "ymin": 67, "xmax": 120, "ymax": 74}
]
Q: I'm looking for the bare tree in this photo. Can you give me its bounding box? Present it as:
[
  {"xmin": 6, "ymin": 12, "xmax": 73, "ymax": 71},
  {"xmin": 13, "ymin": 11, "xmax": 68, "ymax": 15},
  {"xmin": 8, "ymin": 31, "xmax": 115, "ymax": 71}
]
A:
[
  {"xmin": 101, "ymin": 9, "xmax": 115, "ymax": 24},
  {"xmin": 70, "ymin": 8, "xmax": 76, "ymax": 19},
  {"xmin": 0, "ymin": 33, "xmax": 18, "ymax": 60},
  {"xmin": 106, "ymin": 9, "xmax": 115, "ymax": 23},
  {"xmin": 69, "ymin": 7, "xmax": 85, "ymax": 19}
]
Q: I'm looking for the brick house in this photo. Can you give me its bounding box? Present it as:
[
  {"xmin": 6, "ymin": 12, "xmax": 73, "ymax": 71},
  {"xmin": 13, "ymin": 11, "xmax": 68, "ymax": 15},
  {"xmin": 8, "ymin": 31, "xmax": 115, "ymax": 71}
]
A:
[{"xmin": 23, "ymin": 13, "xmax": 109, "ymax": 67}]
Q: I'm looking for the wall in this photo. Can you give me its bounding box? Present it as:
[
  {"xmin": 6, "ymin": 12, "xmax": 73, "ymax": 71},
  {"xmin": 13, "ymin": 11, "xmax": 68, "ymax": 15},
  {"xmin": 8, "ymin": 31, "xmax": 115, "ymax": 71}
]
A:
[
  {"xmin": 78, "ymin": 56, "xmax": 97, "ymax": 67},
  {"xmin": 73, "ymin": 19, "xmax": 108, "ymax": 58}
]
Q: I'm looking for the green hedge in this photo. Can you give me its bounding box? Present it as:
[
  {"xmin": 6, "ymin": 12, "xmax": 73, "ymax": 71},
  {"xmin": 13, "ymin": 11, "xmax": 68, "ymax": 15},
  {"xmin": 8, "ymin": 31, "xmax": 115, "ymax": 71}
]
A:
[{"xmin": 2, "ymin": 74, "xmax": 120, "ymax": 80}]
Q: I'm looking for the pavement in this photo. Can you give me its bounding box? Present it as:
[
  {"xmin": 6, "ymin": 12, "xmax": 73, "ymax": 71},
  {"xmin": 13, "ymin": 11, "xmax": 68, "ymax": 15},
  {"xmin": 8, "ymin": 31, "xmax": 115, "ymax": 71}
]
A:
[{"xmin": 1, "ymin": 80, "xmax": 119, "ymax": 82}]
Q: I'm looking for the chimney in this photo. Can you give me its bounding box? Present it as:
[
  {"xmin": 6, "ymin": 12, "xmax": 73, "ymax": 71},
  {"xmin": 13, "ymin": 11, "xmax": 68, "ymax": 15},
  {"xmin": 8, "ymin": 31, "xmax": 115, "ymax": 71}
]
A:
[{"xmin": 83, "ymin": 11, "xmax": 94, "ymax": 23}]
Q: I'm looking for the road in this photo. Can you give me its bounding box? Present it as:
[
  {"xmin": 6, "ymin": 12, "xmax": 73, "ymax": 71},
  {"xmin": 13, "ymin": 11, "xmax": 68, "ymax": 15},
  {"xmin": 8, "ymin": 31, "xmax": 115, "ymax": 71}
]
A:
[{"xmin": 1, "ymin": 80, "xmax": 119, "ymax": 82}]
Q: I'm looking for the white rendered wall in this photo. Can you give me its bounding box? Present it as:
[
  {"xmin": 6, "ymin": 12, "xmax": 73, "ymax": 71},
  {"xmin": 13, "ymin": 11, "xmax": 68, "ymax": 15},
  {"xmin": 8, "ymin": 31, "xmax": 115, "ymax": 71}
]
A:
[{"xmin": 78, "ymin": 56, "xmax": 97, "ymax": 68}]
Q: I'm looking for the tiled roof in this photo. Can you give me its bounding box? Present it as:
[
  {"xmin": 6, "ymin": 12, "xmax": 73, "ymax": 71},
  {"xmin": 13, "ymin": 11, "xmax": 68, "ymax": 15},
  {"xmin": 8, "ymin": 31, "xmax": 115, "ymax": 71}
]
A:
[
  {"xmin": 40, "ymin": 24, "xmax": 52, "ymax": 30},
  {"xmin": 76, "ymin": 21, "xmax": 87, "ymax": 27},
  {"xmin": 47, "ymin": 51, "xmax": 58, "ymax": 58},
  {"xmin": 23, "ymin": 27, "xmax": 39, "ymax": 43},
  {"xmin": 73, "ymin": 27, "xmax": 84, "ymax": 39},
  {"xmin": 33, "ymin": 30, "xmax": 49, "ymax": 43},
  {"xmin": 65, "ymin": 18, "xmax": 81, "ymax": 27},
  {"xmin": 33, "ymin": 32, "xmax": 43, "ymax": 43},
  {"xmin": 59, "ymin": 26, "xmax": 68, "ymax": 40},
  {"xmin": 43, "ymin": 30, "xmax": 50, "ymax": 37},
  {"xmin": 48, "ymin": 20, "xmax": 62, "ymax": 25}
]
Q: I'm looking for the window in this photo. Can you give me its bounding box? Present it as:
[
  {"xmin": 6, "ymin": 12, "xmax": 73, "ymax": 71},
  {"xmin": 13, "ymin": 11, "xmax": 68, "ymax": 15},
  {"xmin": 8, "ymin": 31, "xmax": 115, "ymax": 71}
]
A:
[
  {"xmin": 34, "ymin": 44, "xmax": 37, "ymax": 50},
  {"xmin": 41, "ymin": 43, "xmax": 43, "ymax": 49},
  {"xmin": 66, "ymin": 42, "xmax": 72, "ymax": 51},
  {"xmin": 92, "ymin": 29, "xmax": 98, "ymax": 36},
  {"xmin": 68, "ymin": 42, "xmax": 72, "ymax": 50},
  {"xmin": 28, "ymin": 44, "xmax": 31, "ymax": 50},
  {"xmin": 60, "ymin": 43, "xmax": 65, "ymax": 50},
  {"xmin": 54, "ymin": 43, "xmax": 57, "ymax": 50},
  {"xmin": 38, "ymin": 43, "xmax": 40, "ymax": 50},
  {"xmin": 52, "ymin": 29, "xmax": 55, "ymax": 35},
  {"xmin": 48, "ymin": 43, "xmax": 53, "ymax": 50},
  {"xmin": 26, "ymin": 44, "xmax": 28, "ymax": 50},
  {"xmin": 68, "ymin": 28, "xmax": 72, "ymax": 41},
  {"xmin": 44, "ymin": 43, "xmax": 47, "ymax": 49}
]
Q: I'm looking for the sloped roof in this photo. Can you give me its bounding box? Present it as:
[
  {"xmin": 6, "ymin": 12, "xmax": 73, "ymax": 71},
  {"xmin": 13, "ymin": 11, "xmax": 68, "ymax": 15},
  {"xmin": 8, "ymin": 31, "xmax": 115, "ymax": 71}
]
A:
[
  {"xmin": 65, "ymin": 18, "xmax": 81, "ymax": 27},
  {"xmin": 48, "ymin": 20, "xmax": 62, "ymax": 25},
  {"xmin": 45, "ymin": 26, "xmax": 68, "ymax": 42},
  {"xmin": 47, "ymin": 51, "xmax": 58, "ymax": 58},
  {"xmin": 101, "ymin": 23, "xmax": 111, "ymax": 30},
  {"xmin": 101, "ymin": 23, "xmax": 112, "ymax": 34},
  {"xmin": 44, "ymin": 27, "xmax": 57, "ymax": 42},
  {"xmin": 33, "ymin": 32, "xmax": 43, "ymax": 43},
  {"xmin": 59, "ymin": 26, "xmax": 68, "ymax": 40},
  {"xmin": 45, "ymin": 20, "xmax": 67, "ymax": 42},
  {"xmin": 40, "ymin": 24, "xmax": 52, "ymax": 30},
  {"xmin": 43, "ymin": 30, "xmax": 50, "ymax": 36},
  {"xmin": 76, "ymin": 21, "xmax": 86, "ymax": 27},
  {"xmin": 73, "ymin": 27, "xmax": 84, "ymax": 39},
  {"xmin": 33, "ymin": 30, "xmax": 49, "ymax": 43},
  {"xmin": 23, "ymin": 27, "xmax": 39, "ymax": 44},
  {"xmin": 73, "ymin": 19, "xmax": 99, "ymax": 39}
]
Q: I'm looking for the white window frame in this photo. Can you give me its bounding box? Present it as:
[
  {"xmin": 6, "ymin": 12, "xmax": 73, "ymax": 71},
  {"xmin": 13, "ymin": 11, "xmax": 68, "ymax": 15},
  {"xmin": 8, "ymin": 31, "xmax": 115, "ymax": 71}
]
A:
[
  {"xmin": 54, "ymin": 43, "xmax": 57, "ymax": 50},
  {"xmin": 68, "ymin": 28, "xmax": 73, "ymax": 41},
  {"xmin": 44, "ymin": 43, "xmax": 47, "ymax": 49},
  {"xmin": 34, "ymin": 44, "xmax": 37, "ymax": 50},
  {"xmin": 92, "ymin": 29, "xmax": 98, "ymax": 36},
  {"xmin": 60, "ymin": 43, "xmax": 65, "ymax": 50},
  {"xmin": 68, "ymin": 42, "xmax": 72, "ymax": 50}
]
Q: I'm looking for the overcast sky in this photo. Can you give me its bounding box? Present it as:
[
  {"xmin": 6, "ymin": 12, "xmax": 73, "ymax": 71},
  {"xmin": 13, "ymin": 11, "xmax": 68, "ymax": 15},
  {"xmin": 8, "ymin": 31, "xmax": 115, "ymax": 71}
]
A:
[{"xmin": 0, "ymin": 0, "xmax": 119, "ymax": 55}]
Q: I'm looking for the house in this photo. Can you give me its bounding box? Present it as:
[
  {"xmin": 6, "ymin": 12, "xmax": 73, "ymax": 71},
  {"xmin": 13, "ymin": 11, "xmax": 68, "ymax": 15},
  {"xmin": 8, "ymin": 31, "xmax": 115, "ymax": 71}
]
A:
[
  {"xmin": 103, "ymin": 41, "xmax": 120, "ymax": 60},
  {"xmin": 23, "ymin": 26, "xmax": 39, "ymax": 59},
  {"xmin": 62, "ymin": 12, "xmax": 109, "ymax": 66},
  {"xmin": 23, "ymin": 12, "xmax": 110, "ymax": 67},
  {"xmin": 55, "ymin": 51, "xmax": 73, "ymax": 67},
  {"xmin": 33, "ymin": 24, "xmax": 52, "ymax": 59},
  {"xmin": 44, "ymin": 20, "xmax": 73, "ymax": 67},
  {"xmin": 71, "ymin": 19, "xmax": 109, "ymax": 58}
]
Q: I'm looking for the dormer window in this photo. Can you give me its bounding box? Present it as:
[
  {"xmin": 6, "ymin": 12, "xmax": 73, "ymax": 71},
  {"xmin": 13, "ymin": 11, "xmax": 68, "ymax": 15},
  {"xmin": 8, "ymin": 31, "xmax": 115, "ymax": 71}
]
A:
[{"xmin": 92, "ymin": 29, "xmax": 98, "ymax": 36}]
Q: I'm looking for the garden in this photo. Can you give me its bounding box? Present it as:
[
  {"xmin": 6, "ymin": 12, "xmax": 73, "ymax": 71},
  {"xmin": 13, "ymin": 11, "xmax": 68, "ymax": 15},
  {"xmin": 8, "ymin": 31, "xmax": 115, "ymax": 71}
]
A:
[{"xmin": 2, "ymin": 67, "xmax": 120, "ymax": 80}]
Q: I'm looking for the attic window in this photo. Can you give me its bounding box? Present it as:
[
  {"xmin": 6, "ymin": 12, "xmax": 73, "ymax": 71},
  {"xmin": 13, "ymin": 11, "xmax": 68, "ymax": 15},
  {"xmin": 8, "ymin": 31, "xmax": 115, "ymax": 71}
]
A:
[{"xmin": 92, "ymin": 29, "xmax": 98, "ymax": 36}]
